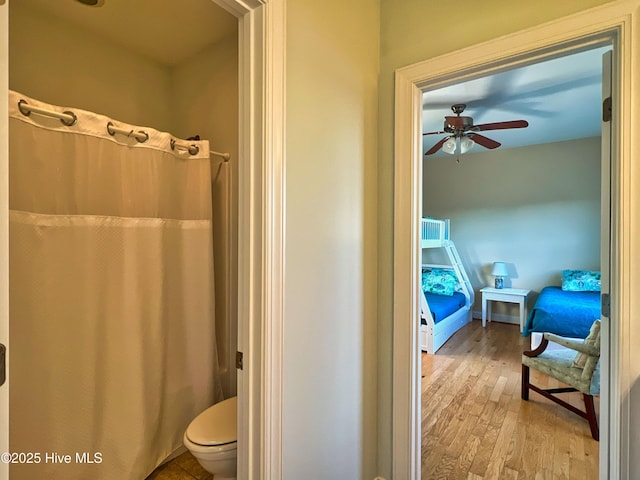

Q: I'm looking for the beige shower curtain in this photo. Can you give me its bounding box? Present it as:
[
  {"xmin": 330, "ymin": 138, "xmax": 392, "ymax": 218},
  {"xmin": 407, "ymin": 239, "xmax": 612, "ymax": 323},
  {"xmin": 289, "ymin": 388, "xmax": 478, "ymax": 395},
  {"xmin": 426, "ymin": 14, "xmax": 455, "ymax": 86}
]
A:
[{"xmin": 8, "ymin": 91, "xmax": 222, "ymax": 479}]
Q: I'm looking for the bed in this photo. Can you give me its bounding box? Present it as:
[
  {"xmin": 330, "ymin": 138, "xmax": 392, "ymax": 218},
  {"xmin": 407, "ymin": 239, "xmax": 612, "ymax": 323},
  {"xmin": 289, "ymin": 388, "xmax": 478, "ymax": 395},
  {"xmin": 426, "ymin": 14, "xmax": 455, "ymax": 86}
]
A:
[
  {"xmin": 420, "ymin": 217, "xmax": 474, "ymax": 353},
  {"xmin": 523, "ymin": 275, "xmax": 601, "ymax": 349}
]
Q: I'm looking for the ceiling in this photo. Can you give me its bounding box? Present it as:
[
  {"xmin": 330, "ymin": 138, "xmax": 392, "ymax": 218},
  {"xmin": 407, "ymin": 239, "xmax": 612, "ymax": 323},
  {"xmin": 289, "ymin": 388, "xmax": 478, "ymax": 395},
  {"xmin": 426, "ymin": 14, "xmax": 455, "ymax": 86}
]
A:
[
  {"xmin": 17, "ymin": 0, "xmax": 237, "ymax": 66},
  {"xmin": 422, "ymin": 46, "xmax": 612, "ymax": 158}
]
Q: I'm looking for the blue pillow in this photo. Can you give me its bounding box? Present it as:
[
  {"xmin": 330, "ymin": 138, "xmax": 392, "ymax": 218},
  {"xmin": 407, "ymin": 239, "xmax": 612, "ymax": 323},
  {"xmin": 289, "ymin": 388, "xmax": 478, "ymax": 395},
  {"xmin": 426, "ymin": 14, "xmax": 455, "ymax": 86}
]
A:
[
  {"xmin": 422, "ymin": 268, "xmax": 458, "ymax": 296},
  {"xmin": 562, "ymin": 269, "xmax": 601, "ymax": 292}
]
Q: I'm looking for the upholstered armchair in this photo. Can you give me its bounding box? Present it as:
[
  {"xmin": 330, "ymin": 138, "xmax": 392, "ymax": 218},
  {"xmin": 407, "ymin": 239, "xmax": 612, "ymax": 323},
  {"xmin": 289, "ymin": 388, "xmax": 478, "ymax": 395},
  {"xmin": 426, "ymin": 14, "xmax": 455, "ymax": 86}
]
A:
[{"xmin": 521, "ymin": 320, "xmax": 601, "ymax": 440}]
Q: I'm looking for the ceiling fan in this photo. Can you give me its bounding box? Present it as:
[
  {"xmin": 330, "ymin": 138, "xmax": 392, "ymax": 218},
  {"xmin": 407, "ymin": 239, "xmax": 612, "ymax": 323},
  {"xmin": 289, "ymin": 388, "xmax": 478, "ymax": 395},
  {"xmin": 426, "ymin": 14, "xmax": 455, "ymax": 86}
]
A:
[{"xmin": 423, "ymin": 103, "xmax": 529, "ymax": 156}]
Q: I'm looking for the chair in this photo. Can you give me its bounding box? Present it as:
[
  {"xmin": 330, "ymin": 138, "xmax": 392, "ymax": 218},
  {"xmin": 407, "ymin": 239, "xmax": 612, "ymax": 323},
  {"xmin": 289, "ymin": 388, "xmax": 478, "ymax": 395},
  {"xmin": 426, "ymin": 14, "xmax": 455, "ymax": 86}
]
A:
[{"xmin": 521, "ymin": 319, "xmax": 601, "ymax": 440}]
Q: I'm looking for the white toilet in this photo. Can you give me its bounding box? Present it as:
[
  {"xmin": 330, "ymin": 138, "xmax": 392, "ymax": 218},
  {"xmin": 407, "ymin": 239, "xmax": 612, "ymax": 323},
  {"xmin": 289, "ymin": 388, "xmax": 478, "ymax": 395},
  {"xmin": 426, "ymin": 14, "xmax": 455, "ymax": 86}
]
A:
[{"xmin": 183, "ymin": 396, "xmax": 237, "ymax": 480}]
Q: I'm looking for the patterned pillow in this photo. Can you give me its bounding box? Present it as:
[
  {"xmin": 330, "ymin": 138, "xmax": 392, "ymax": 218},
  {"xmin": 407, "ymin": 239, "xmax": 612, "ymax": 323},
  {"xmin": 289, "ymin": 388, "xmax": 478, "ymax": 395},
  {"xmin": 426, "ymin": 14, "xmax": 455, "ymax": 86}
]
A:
[
  {"xmin": 562, "ymin": 269, "xmax": 601, "ymax": 292},
  {"xmin": 422, "ymin": 268, "xmax": 458, "ymax": 296}
]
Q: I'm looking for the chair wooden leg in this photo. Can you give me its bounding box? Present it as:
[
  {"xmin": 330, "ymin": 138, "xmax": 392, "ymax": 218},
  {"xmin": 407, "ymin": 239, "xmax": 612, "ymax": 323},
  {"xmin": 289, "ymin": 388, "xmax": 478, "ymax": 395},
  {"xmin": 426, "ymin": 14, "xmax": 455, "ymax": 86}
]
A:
[
  {"xmin": 521, "ymin": 364, "xmax": 530, "ymax": 401},
  {"xmin": 583, "ymin": 394, "xmax": 599, "ymax": 441}
]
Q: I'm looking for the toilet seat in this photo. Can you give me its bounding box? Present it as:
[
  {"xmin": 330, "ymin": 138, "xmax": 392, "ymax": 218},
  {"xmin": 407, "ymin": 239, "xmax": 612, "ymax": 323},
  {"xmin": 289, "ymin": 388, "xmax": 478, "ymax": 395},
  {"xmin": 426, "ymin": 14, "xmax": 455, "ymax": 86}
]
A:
[{"xmin": 185, "ymin": 396, "xmax": 237, "ymax": 448}]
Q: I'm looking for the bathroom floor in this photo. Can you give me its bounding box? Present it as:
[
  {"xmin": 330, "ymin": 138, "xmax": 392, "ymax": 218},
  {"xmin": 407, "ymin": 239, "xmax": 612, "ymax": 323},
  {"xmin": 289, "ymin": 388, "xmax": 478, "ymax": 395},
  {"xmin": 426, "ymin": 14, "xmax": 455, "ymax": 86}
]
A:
[{"xmin": 146, "ymin": 451, "xmax": 213, "ymax": 480}]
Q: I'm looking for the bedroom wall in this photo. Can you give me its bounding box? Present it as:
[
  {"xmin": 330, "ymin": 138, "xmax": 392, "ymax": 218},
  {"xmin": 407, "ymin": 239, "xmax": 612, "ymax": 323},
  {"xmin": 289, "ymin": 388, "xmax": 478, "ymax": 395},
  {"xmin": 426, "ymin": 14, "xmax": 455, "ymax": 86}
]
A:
[
  {"xmin": 422, "ymin": 136, "xmax": 601, "ymax": 319},
  {"xmin": 377, "ymin": 0, "xmax": 619, "ymax": 477}
]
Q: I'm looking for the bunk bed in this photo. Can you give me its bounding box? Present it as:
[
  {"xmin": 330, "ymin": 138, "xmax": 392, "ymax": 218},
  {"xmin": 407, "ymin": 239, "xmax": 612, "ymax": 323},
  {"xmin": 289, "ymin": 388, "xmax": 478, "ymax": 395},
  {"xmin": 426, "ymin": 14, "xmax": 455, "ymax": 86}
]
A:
[
  {"xmin": 420, "ymin": 217, "xmax": 474, "ymax": 353},
  {"xmin": 523, "ymin": 270, "xmax": 601, "ymax": 349}
]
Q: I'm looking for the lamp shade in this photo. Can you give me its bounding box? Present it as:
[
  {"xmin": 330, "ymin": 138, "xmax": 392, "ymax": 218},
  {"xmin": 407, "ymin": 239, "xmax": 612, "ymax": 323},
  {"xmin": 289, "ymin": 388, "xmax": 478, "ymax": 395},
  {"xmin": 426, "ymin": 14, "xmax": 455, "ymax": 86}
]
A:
[
  {"xmin": 442, "ymin": 136, "xmax": 475, "ymax": 155},
  {"xmin": 491, "ymin": 262, "xmax": 509, "ymax": 277},
  {"xmin": 442, "ymin": 137, "xmax": 457, "ymax": 154}
]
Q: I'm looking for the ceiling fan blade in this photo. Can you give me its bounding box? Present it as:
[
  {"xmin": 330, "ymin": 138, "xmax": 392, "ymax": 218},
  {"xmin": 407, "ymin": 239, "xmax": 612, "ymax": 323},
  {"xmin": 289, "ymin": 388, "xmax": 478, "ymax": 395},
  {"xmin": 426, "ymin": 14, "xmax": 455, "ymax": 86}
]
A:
[
  {"xmin": 468, "ymin": 133, "xmax": 501, "ymax": 149},
  {"xmin": 423, "ymin": 130, "xmax": 446, "ymax": 136},
  {"xmin": 424, "ymin": 137, "xmax": 448, "ymax": 155},
  {"xmin": 472, "ymin": 120, "xmax": 529, "ymax": 131}
]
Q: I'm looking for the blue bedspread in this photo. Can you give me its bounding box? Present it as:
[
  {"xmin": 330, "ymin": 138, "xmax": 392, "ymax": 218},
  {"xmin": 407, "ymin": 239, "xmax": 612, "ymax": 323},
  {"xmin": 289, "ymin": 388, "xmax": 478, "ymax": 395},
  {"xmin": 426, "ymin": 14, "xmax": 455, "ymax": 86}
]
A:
[
  {"xmin": 522, "ymin": 286, "xmax": 600, "ymax": 339},
  {"xmin": 422, "ymin": 291, "xmax": 466, "ymax": 325}
]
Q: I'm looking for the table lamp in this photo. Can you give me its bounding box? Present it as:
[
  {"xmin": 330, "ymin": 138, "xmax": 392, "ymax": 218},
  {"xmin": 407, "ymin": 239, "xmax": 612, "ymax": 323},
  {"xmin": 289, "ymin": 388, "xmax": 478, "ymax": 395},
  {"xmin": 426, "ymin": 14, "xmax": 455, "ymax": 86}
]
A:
[{"xmin": 491, "ymin": 262, "xmax": 509, "ymax": 289}]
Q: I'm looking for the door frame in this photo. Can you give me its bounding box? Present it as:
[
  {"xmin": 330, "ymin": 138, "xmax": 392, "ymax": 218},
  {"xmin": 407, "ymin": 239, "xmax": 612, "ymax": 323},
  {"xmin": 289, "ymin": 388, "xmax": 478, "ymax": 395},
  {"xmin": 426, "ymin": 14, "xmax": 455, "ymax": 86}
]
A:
[
  {"xmin": 392, "ymin": 1, "xmax": 639, "ymax": 478},
  {"xmin": 212, "ymin": 0, "xmax": 285, "ymax": 479},
  {"xmin": 0, "ymin": 1, "xmax": 9, "ymax": 478}
]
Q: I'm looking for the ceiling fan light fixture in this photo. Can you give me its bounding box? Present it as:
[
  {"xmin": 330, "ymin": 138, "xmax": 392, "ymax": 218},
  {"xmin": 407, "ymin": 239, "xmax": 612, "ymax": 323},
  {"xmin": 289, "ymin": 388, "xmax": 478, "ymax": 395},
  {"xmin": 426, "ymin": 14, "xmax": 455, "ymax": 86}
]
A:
[
  {"xmin": 442, "ymin": 137, "xmax": 457, "ymax": 155},
  {"xmin": 460, "ymin": 137, "xmax": 474, "ymax": 154},
  {"xmin": 423, "ymin": 103, "xmax": 528, "ymax": 155},
  {"xmin": 442, "ymin": 136, "xmax": 474, "ymax": 155}
]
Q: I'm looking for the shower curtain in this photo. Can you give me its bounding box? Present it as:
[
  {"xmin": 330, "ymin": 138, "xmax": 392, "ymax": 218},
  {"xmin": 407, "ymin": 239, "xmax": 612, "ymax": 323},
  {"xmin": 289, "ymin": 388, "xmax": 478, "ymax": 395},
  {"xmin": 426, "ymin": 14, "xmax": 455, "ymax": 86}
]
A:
[{"xmin": 8, "ymin": 91, "xmax": 222, "ymax": 480}]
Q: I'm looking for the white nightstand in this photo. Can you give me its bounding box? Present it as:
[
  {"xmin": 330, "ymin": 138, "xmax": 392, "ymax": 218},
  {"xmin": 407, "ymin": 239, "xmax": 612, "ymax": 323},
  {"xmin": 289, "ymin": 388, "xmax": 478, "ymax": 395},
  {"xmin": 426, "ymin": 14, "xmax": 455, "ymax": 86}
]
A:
[{"xmin": 480, "ymin": 287, "xmax": 531, "ymax": 332}]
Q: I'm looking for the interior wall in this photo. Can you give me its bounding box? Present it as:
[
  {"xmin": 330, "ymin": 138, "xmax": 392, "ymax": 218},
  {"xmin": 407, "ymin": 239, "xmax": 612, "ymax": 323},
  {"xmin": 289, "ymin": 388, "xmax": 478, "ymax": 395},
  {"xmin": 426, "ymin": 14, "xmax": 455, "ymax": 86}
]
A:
[
  {"xmin": 8, "ymin": 2, "xmax": 173, "ymax": 131},
  {"xmin": 171, "ymin": 33, "xmax": 239, "ymax": 398},
  {"xmin": 378, "ymin": 0, "xmax": 619, "ymax": 477},
  {"xmin": 8, "ymin": 1, "xmax": 238, "ymax": 398},
  {"xmin": 423, "ymin": 137, "xmax": 601, "ymax": 319},
  {"xmin": 284, "ymin": 0, "xmax": 379, "ymax": 477}
]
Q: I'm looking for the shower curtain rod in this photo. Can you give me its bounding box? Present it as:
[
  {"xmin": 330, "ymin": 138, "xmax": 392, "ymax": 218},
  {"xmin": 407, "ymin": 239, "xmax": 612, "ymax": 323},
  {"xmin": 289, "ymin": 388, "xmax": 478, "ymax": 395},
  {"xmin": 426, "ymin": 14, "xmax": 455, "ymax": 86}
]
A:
[
  {"xmin": 170, "ymin": 138, "xmax": 231, "ymax": 162},
  {"xmin": 17, "ymin": 99, "xmax": 231, "ymax": 162},
  {"xmin": 18, "ymin": 99, "xmax": 77, "ymax": 126}
]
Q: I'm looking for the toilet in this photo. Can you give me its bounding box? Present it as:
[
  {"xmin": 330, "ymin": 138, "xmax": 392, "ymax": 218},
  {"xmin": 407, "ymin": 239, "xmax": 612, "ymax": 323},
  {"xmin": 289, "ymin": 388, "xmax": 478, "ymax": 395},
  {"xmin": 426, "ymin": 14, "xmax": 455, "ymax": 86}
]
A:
[{"xmin": 183, "ymin": 396, "xmax": 237, "ymax": 480}]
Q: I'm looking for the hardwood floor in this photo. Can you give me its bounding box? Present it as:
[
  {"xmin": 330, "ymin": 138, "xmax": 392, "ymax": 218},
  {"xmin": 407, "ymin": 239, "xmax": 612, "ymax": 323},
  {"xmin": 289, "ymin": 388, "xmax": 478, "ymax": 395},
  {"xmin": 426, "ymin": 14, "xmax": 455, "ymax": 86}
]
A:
[{"xmin": 421, "ymin": 319, "xmax": 599, "ymax": 480}]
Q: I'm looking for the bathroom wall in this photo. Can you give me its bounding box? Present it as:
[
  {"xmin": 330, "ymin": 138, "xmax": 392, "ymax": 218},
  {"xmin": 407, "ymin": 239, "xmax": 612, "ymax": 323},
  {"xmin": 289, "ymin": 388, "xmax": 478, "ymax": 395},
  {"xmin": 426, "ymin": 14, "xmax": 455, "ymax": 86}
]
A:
[
  {"xmin": 9, "ymin": 1, "xmax": 239, "ymax": 398},
  {"xmin": 172, "ymin": 34, "xmax": 239, "ymax": 397},
  {"xmin": 9, "ymin": 2, "xmax": 173, "ymax": 131}
]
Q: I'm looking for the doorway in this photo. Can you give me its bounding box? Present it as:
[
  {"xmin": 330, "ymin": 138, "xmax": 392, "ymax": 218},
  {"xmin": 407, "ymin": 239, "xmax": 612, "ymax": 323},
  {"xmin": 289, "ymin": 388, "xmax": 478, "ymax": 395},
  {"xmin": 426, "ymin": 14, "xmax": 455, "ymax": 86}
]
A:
[
  {"xmin": 418, "ymin": 44, "xmax": 609, "ymax": 478},
  {"xmin": 0, "ymin": 0, "xmax": 285, "ymax": 478},
  {"xmin": 392, "ymin": 5, "xmax": 637, "ymax": 477}
]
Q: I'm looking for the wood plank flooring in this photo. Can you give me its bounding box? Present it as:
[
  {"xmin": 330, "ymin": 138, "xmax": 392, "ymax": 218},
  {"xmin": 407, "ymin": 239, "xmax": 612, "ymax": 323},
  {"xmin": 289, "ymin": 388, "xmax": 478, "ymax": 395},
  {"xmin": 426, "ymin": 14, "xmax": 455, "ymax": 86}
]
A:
[{"xmin": 422, "ymin": 319, "xmax": 599, "ymax": 480}]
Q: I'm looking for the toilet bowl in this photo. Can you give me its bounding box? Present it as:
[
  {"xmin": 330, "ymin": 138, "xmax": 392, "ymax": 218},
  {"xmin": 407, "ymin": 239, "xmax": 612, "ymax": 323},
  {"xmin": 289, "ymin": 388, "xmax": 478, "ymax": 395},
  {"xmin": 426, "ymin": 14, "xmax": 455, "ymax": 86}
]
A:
[{"xmin": 184, "ymin": 396, "xmax": 237, "ymax": 480}]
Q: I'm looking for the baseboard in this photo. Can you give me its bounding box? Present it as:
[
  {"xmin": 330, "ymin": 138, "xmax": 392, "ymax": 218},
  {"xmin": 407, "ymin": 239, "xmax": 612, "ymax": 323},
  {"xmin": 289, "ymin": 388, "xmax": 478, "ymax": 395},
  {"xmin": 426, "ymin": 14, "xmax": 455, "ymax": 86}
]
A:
[{"xmin": 472, "ymin": 309, "xmax": 519, "ymax": 326}]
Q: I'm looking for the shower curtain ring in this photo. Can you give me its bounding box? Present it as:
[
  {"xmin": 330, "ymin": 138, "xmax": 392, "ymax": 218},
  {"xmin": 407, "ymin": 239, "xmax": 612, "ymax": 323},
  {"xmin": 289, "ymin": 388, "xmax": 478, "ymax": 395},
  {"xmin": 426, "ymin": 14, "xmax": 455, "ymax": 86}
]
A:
[
  {"xmin": 136, "ymin": 131, "xmax": 149, "ymax": 143},
  {"xmin": 170, "ymin": 138, "xmax": 199, "ymax": 155},
  {"xmin": 60, "ymin": 111, "xmax": 78, "ymax": 126},
  {"xmin": 17, "ymin": 99, "xmax": 31, "ymax": 117}
]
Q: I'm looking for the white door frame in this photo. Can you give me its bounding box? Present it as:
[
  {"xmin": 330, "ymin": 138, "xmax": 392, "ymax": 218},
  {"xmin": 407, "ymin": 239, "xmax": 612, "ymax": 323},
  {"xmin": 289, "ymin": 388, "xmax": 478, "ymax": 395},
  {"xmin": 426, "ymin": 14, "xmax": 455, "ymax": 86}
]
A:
[
  {"xmin": 0, "ymin": 1, "xmax": 9, "ymax": 478},
  {"xmin": 212, "ymin": 0, "xmax": 285, "ymax": 479},
  {"xmin": 393, "ymin": 1, "xmax": 639, "ymax": 478}
]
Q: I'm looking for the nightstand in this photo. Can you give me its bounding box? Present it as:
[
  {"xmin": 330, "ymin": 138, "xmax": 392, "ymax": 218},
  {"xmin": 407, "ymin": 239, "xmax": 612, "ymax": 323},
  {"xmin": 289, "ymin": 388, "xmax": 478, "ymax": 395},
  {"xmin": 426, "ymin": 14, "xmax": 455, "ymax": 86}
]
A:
[{"xmin": 480, "ymin": 287, "xmax": 531, "ymax": 332}]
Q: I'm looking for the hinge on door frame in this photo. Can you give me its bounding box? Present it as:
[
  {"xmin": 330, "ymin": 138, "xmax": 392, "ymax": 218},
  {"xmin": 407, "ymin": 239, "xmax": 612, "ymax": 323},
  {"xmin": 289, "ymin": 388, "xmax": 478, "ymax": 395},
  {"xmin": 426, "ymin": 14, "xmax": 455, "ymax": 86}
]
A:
[
  {"xmin": 236, "ymin": 351, "xmax": 243, "ymax": 370},
  {"xmin": 603, "ymin": 96, "xmax": 612, "ymax": 122},
  {"xmin": 0, "ymin": 344, "xmax": 5, "ymax": 386},
  {"xmin": 601, "ymin": 293, "xmax": 610, "ymax": 318}
]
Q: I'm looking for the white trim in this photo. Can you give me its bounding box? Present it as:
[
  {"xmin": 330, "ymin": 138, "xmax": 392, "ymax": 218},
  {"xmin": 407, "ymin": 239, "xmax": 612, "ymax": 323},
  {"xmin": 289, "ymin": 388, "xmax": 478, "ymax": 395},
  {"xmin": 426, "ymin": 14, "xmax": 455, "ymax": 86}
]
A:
[
  {"xmin": 261, "ymin": 0, "xmax": 285, "ymax": 478},
  {"xmin": 471, "ymin": 310, "xmax": 520, "ymax": 326},
  {"xmin": 234, "ymin": 6, "xmax": 261, "ymax": 478},
  {"xmin": 214, "ymin": 0, "xmax": 285, "ymax": 479},
  {"xmin": 392, "ymin": 68, "xmax": 423, "ymax": 480},
  {"xmin": 600, "ymin": 48, "xmax": 614, "ymax": 479},
  {"xmin": 393, "ymin": 1, "xmax": 640, "ymax": 478},
  {"xmin": 0, "ymin": 2, "xmax": 9, "ymax": 478}
]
